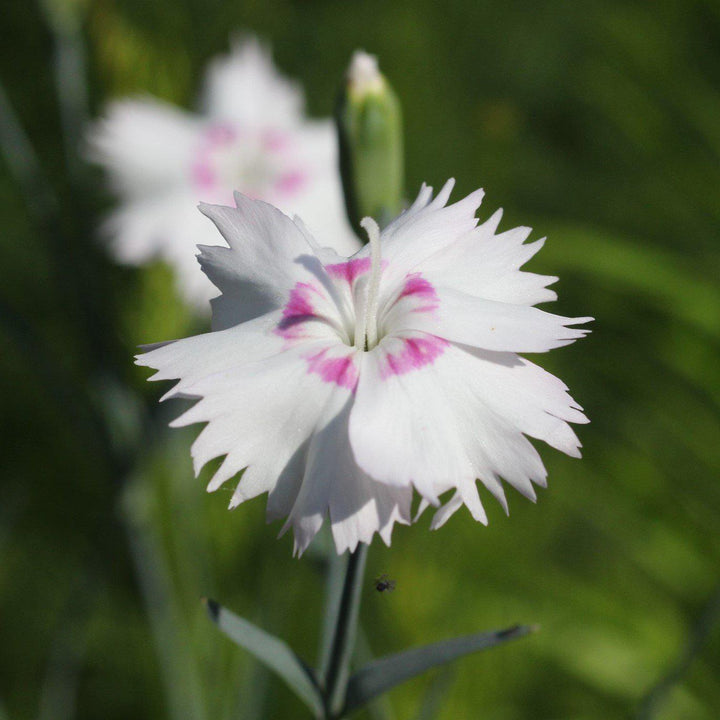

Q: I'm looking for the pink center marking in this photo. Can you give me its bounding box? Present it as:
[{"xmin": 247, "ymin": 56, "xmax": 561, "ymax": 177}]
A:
[
  {"xmin": 326, "ymin": 257, "xmax": 373, "ymax": 285},
  {"xmin": 263, "ymin": 128, "xmax": 289, "ymax": 152},
  {"xmin": 305, "ymin": 349, "xmax": 358, "ymax": 390},
  {"xmin": 191, "ymin": 127, "xmax": 238, "ymax": 204},
  {"xmin": 276, "ymin": 170, "xmax": 306, "ymax": 196},
  {"xmin": 191, "ymin": 164, "xmax": 216, "ymax": 191},
  {"xmin": 276, "ymin": 281, "xmax": 359, "ymax": 390},
  {"xmin": 206, "ymin": 124, "xmax": 238, "ymax": 144},
  {"xmin": 191, "ymin": 123, "xmax": 237, "ymax": 194},
  {"xmin": 398, "ymin": 272, "xmax": 440, "ymax": 313},
  {"xmin": 380, "ymin": 274, "xmax": 445, "ymax": 376},
  {"xmin": 276, "ymin": 282, "xmax": 322, "ymax": 340},
  {"xmin": 380, "ymin": 335, "xmax": 449, "ymax": 379},
  {"xmin": 263, "ymin": 130, "xmax": 306, "ymax": 197}
]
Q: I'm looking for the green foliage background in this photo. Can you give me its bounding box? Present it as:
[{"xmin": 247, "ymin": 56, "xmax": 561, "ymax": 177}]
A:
[{"xmin": 1, "ymin": 0, "xmax": 719, "ymax": 718}]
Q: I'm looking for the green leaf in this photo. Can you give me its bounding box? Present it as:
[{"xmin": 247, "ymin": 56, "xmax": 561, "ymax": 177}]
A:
[
  {"xmin": 203, "ymin": 598, "xmax": 324, "ymax": 718},
  {"xmin": 342, "ymin": 624, "xmax": 537, "ymax": 716}
]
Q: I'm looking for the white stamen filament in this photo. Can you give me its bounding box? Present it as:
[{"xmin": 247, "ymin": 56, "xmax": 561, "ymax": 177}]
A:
[{"xmin": 357, "ymin": 217, "xmax": 383, "ymax": 350}]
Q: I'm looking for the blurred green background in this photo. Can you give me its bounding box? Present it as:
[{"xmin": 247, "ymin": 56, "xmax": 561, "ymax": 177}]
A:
[{"xmin": 2, "ymin": 0, "xmax": 720, "ymax": 718}]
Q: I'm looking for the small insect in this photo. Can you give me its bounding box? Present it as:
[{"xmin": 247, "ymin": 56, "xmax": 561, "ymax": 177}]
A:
[{"xmin": 373, "ymin": 573, "xmax": 396, "ymax": 593}]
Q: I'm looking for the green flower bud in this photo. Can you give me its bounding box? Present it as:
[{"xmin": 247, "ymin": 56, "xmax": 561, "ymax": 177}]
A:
[{"xmin": 336, "ymin": 51, "xmax": 404, "ymax": 236}]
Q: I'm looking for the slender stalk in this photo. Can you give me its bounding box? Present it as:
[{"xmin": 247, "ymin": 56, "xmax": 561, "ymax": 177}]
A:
[
  {"xmin": 318, "ymin": 547, "xmax": 346, "ymax": 679},
  {"xmin": 323, "ymin": 544, "xmax": 368, "ymax": 718}
]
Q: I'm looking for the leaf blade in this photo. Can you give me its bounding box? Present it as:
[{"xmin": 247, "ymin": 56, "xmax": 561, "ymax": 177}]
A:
[
  {"xmin": 203, "ymin": 598, "xmax": 324, "ymax": 718},
  {"xmin": 343, "ymin": 624, "xmax": 536, "ymax": 715}
]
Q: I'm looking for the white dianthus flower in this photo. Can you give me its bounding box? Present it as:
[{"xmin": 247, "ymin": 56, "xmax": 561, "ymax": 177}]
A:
[
  {"xmin": 137, "ymin": 180, "xmax": 591, "ymax": 556},
  {"xmin": 88, "ymin": 37, "xmax": 359, "ymax": 309}
]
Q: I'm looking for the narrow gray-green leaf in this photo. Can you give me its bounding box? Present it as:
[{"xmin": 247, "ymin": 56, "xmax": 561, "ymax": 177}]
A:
[
  {"xmin": 343, "ymin": 624, "xmax": 536, "ymax": 715},
  {"xmin": 203, "ymin": 599, "xmax": 324, "ymax": 718}
]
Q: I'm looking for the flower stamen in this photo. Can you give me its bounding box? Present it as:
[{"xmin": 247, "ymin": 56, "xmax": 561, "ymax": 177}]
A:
[{"xmin": 359, "ymin": 216, "xmax": 383, "ymax": 350}]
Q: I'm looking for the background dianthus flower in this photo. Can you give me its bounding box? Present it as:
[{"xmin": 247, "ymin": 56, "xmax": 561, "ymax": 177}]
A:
[{"xmin": 88, "ymin": 37, "xmax": 359, "ymax": 309}]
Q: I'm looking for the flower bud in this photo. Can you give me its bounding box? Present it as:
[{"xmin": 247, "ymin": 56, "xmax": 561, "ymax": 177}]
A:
[{"xmin": 336, "ymin": 51, "xmax": 404, "ymax": 235}]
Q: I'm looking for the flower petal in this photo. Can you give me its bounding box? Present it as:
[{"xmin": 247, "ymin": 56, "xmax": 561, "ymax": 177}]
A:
[
  {"xmin": 200, "ymin": 37, "xmax": 303, "ymax": 126},
  {"xmin": 349, "ymin": 334, "xmax": 481, "ymax": 505},
  {"xmin": 180, "ymin": 347, "xmax": 341, "ymax": 499},
  {"xmin": 135, "ymin": 311, "xmax": 286, "ymax": 400},
  {"xmin": 87, "ymin": 99, "xmax": 200, "ymax": 197},
  {"xmin": 377, "ymin": 180, "xmax": 485, "ymax": 289},
  {"xmin": 325, "ymin": 397, "xmax": 412, "ymax": 553},
  {"xmin": 417, "ymin": 210, "xmax": 559, "ymax": 305},
  {"xmin": 198, "ymin": 195, "xmax": 334, "ymax": 329},
  {"xmin": 282, "ymin": 392, "xmax": 412, "ymax": 556},
  {"xmin": 388, "ymin": 286, "xmax": 592, "ymax": 353},
  {"xmin": 458, "ymin": 347, "xmax": 588, "ymax": 456}
]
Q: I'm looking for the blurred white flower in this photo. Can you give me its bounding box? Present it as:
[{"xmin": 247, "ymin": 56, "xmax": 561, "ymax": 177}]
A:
[
  {"xmin": 137, "ymin": 180, "xmax": 591, "ymax": 556},
  {"xmin": 88, "ymin": 37, "xmax": 359, "ymax": 309}
]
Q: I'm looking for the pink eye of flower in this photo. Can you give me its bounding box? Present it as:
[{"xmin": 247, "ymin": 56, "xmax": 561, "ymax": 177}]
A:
[
  {"xmin": 191, "ymin": 123, "xmax": 308, "ymax": 205},
  {"xmin": 276, "ymin": 264, "xmax": 448, "ymax": 388}
]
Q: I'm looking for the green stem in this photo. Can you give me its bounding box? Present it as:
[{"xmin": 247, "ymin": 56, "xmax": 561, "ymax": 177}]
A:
[
  {"xmin": 318, "ymin": 548, "xmax": 346, "ymax": 680},
  {"xmin": 323, "ymin": 544, "xmax": 368, "ymax": 718}
]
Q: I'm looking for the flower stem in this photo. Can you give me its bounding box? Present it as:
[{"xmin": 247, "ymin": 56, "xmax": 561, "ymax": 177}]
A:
[{"xmin": 323, "ymin": 543, "xmax": 368, "ymax": 718}]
